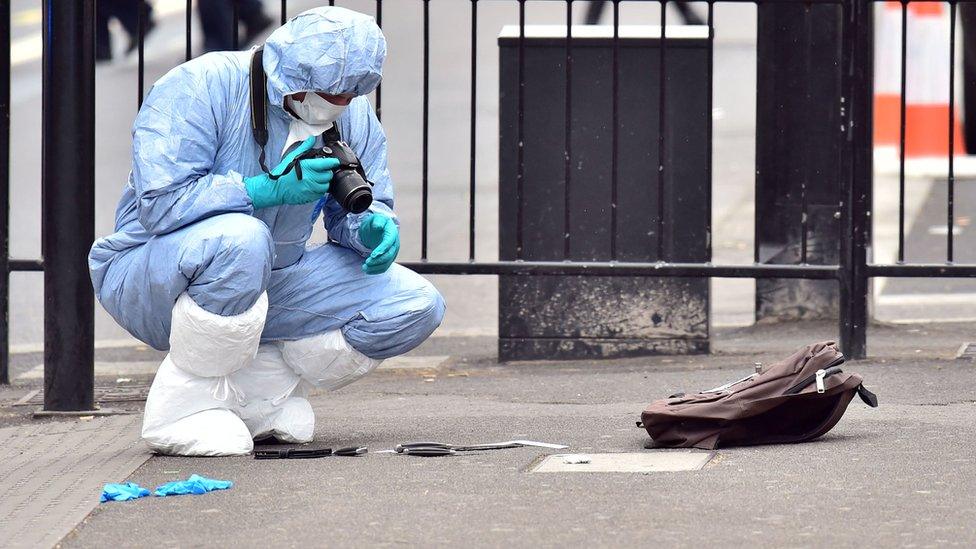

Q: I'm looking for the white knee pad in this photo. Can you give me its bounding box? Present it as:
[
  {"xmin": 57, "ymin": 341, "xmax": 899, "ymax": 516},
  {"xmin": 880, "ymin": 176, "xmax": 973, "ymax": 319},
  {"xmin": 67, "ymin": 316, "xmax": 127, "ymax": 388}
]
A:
[
  {"xmin": 279, "ymin": 330, "xmax": 381, "ymax": 391},
  {"xmin": 169, "ymin": 292, "xmax": 268, "ymax": 378}
]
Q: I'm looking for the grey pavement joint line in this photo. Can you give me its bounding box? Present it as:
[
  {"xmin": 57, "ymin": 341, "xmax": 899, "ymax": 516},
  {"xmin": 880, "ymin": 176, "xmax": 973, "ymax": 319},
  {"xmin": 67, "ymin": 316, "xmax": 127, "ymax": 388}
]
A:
[{"xmin": 0, "ymin": 416, "xmax": 150, "ymax": 548}]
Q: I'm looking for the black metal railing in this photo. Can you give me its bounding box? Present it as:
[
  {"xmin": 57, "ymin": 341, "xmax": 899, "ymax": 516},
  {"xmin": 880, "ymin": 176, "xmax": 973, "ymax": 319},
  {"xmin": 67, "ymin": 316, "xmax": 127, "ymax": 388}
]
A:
[{"xmin": 3, "ymin": 0, "xmax": 976, "ymax": 408}]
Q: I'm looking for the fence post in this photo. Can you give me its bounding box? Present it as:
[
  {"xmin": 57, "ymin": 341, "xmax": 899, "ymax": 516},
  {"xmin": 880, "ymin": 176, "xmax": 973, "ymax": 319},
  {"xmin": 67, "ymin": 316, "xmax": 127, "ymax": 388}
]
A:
[
  {"xmin": 0, "ymin": 0, "xmax": 9, "ymax": 385},
  {"xmin": 41, "ymin": 0, "xmax": 95, "ymax": 410},
  {"xmin": 839, "ymin": 0, "xmax": 872, "ymax": 360}
]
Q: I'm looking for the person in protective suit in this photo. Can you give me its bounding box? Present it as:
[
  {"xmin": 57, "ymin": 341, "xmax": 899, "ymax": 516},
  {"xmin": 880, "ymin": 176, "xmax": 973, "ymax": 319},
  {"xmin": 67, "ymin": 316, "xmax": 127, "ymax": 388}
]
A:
[{"xmin": 89, "ymin": 7, "xmax": 446, "ymax": 456}]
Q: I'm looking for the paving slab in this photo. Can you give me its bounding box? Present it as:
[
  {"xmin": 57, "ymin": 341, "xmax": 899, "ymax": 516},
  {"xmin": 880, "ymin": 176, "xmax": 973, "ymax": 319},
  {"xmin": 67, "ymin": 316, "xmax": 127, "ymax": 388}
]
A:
[
  {"xmin": 531, "ymin": 452, "xmax": 715, "ymax": 473},
  {"xmin": 0, "ymin": 415, "xmax": 151, "ymax": 548}
]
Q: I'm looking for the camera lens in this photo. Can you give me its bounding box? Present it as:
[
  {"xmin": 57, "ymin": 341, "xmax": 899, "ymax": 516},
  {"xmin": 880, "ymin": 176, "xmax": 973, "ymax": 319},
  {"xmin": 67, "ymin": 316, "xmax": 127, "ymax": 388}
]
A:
[
  {"xmin": 344, "ymin": 187, "xmax": 373, "ymax": 214},
  {"xmin": 330, "ymin": 168, "xmax": 373, "ymax": 214}
]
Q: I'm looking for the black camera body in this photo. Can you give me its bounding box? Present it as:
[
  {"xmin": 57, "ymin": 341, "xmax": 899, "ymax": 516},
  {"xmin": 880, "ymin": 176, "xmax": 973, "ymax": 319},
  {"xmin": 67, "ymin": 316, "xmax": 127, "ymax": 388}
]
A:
[{"xmin": 293, "ymin": 137, "xmax": 373, "ymax": 214}]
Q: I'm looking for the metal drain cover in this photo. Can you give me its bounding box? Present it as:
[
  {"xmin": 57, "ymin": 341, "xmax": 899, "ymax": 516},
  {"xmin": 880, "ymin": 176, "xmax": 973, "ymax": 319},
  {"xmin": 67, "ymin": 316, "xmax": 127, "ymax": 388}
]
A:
[
  {"xmin": 14, "ymin": 382, "xmax": 151, "ymax": 407},
  {"xmin": 530, "ymin": 452, "xmax": 714, "ymax": 473},
  {"xmin": 956, "ymin": 342, "xmax": 976, "ymax": 360}
]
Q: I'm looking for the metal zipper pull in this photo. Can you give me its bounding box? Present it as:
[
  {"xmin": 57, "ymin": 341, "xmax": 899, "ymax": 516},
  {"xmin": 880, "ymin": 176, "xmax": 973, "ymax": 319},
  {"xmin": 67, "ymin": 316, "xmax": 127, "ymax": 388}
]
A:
[{"xmin": 815, "ymin": 369, "xmax": 827, "ymax": 393}]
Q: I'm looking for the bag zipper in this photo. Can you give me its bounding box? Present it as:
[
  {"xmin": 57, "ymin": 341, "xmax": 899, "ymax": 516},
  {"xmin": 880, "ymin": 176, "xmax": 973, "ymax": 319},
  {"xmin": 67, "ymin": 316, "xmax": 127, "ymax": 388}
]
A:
[
  {"xmin": 700, "ymin": 373, "xmax": 758, "ymax": 394},
  {"xmin": 783, "ymin": 356, "xmax": 846, "ymax": 395}
]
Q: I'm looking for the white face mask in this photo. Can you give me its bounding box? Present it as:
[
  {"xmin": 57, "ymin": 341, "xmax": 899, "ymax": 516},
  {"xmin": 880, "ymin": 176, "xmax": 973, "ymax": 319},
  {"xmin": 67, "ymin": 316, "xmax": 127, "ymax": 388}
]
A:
[{"xmin": 285, "ymin": 92, "xmax": 348, "ymax": 126}]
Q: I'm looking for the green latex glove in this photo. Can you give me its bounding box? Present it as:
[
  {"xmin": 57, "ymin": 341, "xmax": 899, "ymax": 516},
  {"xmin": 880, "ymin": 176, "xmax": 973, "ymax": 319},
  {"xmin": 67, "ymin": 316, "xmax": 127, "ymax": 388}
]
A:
[
  {"xmin": 358, "ymin": 214, "xmax": 400, "ymax": 275},
  {"xmin": 244, "ymin": 136, "xmax": 341, "ymax": 209}
]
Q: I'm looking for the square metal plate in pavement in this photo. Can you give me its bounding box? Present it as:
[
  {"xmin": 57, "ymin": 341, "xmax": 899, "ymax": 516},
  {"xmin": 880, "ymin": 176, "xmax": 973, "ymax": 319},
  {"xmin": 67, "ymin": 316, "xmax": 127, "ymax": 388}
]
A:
[{"xmin": 530, "ymin": 452, "xmax": 714, "ymax": 473}]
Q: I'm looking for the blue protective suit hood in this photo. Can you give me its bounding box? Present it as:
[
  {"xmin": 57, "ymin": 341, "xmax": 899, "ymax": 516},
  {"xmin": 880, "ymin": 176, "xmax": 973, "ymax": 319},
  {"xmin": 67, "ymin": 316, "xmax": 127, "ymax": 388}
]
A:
[{"xmin": 262, "ymin": 7, "xmax": 386, "ymax": 107}]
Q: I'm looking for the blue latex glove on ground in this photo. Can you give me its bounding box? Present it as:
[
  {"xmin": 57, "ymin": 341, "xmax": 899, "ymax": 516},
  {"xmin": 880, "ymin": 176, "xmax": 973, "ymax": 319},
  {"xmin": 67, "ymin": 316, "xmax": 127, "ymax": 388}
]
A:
[
  {"xmin": 100, "ymin": 482, "xmax": 150, "ymax": 502},
  {"xmin": 244, "ymin": 136, "xmax": 340, "ymax": 209},
  {"xmin": 153, "ymin": 474, "xmax": 233, "ymax": 497},
  {"xmin": 358, "ymin": 213, "xmax": 399, "ymax": 275}
]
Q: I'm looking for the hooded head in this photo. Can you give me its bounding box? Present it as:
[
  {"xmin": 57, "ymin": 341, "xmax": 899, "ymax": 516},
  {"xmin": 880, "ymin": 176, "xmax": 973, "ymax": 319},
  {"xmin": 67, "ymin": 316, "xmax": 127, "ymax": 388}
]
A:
[{"xmin": 262, "ymin": 7, "xmax": 386, "ymax": 108}]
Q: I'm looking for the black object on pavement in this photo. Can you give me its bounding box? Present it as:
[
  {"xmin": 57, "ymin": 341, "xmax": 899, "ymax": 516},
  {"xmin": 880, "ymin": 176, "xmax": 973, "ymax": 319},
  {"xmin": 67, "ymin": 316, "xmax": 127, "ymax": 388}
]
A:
[
  {"xmin": 398, "ymin": 445, "xmax": 457, "ymax": 457},
  {"xmin": 394, "ymin": 441, "xmax": 523, "ymax": 456},
  {"xmin": 254, "ymin": 446, "xmax": 367, "ymax": 459},
  {"xmin": 334, "ymin": 446, "xmax": 368, "ymax": 457},
  {"xmin": 254, "ymin": 448, "xmax": 333, "ymax": 459}
]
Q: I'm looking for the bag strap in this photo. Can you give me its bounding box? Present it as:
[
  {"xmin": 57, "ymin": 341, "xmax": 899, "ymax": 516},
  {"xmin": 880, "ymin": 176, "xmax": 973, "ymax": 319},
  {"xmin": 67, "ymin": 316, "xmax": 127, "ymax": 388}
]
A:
[
  {"xmin": 856, "ymin": 384, "xmax": 879, "ymax": 407},
  {"xmin": 249, "ymin": 46, "xmax": 271, "ymax": 174}
]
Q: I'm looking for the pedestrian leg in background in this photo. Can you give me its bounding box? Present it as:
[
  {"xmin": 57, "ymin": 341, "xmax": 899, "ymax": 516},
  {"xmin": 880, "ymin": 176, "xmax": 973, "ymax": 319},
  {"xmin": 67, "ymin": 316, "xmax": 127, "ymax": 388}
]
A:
[
  {"xmin": 112, "ymin": 0, "xmax": 157, "ymax": 56},
  {"xmin": 198, "ymin": 0, "xmax": 235, "ymax": 52},
  {"xmin": 239, "ymin": 0, "xmax": 274, "ymax": 47},
  {"xmin": 583, "ymin": 0, "xmax": 704, "ymax": 25},
  {"xmin": 585, "ymin": 1, "xmax": 607, "ymax": 25},
  {"xmin": 674, "ymin": 3, "xmax": 705, "ymax": 26},
  {"xmin": 198, "ymin": 0, "xmax": 273, "ymax": 52},
  {"xmin": 95, "ymin": 1, "xmax": 113, "ymax": 61}
]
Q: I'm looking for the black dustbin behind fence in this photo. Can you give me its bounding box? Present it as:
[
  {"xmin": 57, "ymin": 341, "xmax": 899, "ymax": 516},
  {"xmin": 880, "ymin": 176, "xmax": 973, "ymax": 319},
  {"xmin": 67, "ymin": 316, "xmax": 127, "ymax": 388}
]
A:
[{"xmin": 498, "ymin": 25, "xmax": 711, "ymax": 361}]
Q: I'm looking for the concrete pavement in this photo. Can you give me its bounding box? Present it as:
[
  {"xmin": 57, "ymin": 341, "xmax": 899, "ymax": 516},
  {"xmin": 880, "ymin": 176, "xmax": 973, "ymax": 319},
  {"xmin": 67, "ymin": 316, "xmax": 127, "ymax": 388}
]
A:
[{"xmin": 1, "ymin": 321, "xmax": 973, "ymax": 547}]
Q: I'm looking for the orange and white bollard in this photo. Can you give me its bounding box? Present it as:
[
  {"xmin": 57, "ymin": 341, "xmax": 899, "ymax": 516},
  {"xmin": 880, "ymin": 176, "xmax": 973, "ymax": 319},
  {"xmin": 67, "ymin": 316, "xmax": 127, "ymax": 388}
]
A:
[{"xmin": 874, "ymin": 2, "xmax": 972, "ymax": 177}]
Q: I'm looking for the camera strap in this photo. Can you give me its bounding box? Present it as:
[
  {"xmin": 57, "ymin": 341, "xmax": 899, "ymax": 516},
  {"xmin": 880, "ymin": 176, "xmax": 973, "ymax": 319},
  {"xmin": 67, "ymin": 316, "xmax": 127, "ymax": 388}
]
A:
[
  {"xmin": 250, "ymin": 46, "xmax": 344, "ymax": 175},
  {"xmin": 249, "ymin": 46, "xmax": 271, "ymax": 174}
]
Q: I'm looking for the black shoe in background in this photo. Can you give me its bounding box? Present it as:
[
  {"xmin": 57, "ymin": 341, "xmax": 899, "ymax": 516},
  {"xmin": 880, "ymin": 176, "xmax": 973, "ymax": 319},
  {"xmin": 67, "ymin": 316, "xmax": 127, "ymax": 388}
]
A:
[{"xmin": 125, "ymin": 17, "xmax": 157, "ymax": 56}]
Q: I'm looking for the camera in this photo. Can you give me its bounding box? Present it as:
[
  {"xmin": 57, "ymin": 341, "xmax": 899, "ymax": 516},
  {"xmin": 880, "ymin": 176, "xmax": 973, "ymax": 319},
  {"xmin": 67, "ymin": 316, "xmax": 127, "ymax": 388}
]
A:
[{"xmin": 292, "ymin": 137, "xmax": 373, "ymax": 214}]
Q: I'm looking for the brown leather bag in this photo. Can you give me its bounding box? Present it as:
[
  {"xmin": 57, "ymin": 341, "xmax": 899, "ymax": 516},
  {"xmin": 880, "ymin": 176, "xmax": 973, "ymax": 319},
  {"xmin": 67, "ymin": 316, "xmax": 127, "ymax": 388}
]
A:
[{"xmin": 640, "ymin": 341, "xmax": 878, "ymax": 449}]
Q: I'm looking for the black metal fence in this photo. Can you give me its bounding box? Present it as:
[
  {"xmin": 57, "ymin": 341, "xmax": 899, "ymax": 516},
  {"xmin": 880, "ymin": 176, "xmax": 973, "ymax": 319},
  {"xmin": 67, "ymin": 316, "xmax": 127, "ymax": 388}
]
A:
[{"xmin": 1, "ymin": 0, "xmax": 975, "ymax": 408}]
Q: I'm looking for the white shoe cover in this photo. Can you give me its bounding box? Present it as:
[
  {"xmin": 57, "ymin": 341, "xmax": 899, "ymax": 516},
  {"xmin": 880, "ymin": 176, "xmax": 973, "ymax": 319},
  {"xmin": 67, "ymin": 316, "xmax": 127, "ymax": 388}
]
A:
[
  {"xmin": 143, "ymin": 409, "xmax": 254, "ymax": 456},
  {"xmin": 232, "ymin": 343, "xmax": 314, "ymax": 442},
  {"xmin": 279, "ymin": 330, "xmax": 382, "ymax": 391},
  {"xmin": 240, "ymin": 397, "xmax": 315, "ymax": 443},
  {"xmin": 142, "ymin": 292, "xmax": 268, "ymax": 456}
]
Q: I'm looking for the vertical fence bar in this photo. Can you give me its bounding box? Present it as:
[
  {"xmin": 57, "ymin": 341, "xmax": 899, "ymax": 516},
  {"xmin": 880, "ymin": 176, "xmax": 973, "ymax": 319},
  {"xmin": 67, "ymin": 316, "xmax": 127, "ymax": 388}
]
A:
[
  {"xmin": 185, "ymin": 0, "xmax": 192, "ymax": 61},
  {"xmin": 705, "ymin": 1, "xmax": 714, "ymax": 261},
  {"xmin": 375, "ymin": 0, "xmax": 382, "ymax": 121},
  {"xmin": 839, "ymin": 0, "xmax": 871, "ymax": 359},
  {"xmin": 753, "ymin": 3, "xmax": 762, "ymax": 265},
  {"xmin": 516, "ymin": 0, "xmax": 526, "ymax": 259},
  {"xmin": 610, "ymin": 0, "xmax": 619, "ymax": 260},
  {"xmin": 0, "ymin": 0, "xmax": 9, "ymax": 385},
  {"xmin": 564, "ymin": 0, "xmax": 573, "ymax": 259},
  {"xmin": 281, "ymin": 0, "xmax": 287, "ymax": 25},
  {"xmin": 657, "ymin": 0, "xmax": 667, "ymax": 260},
  {"xmin": 948, "ymin": 0, "xmax": 957, "ymax": 262},
  {"xmin": 42, "ymin": 0, "xmax": 96, "ymax": 410},
  {"xmin": 897, "ymin": 0, "xmax": 906, "ymax": 262},
  {"xmin": 421, "ymin": 0, "xmax": 430, "ymax": 260},
  {"xmin": 800, "ymin": 7, "xmax": 811, "ymax": 264},
  {"xmin": 232, "ymin": 0, "xmax": 240, "ymax": 50},
  {"xmin": 138, "ymin": 1, "xmax": 146, "ymax": 108},
  {"xmin": 469, "ymin": 0, "xmax": 478, "ymax": 261}
]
